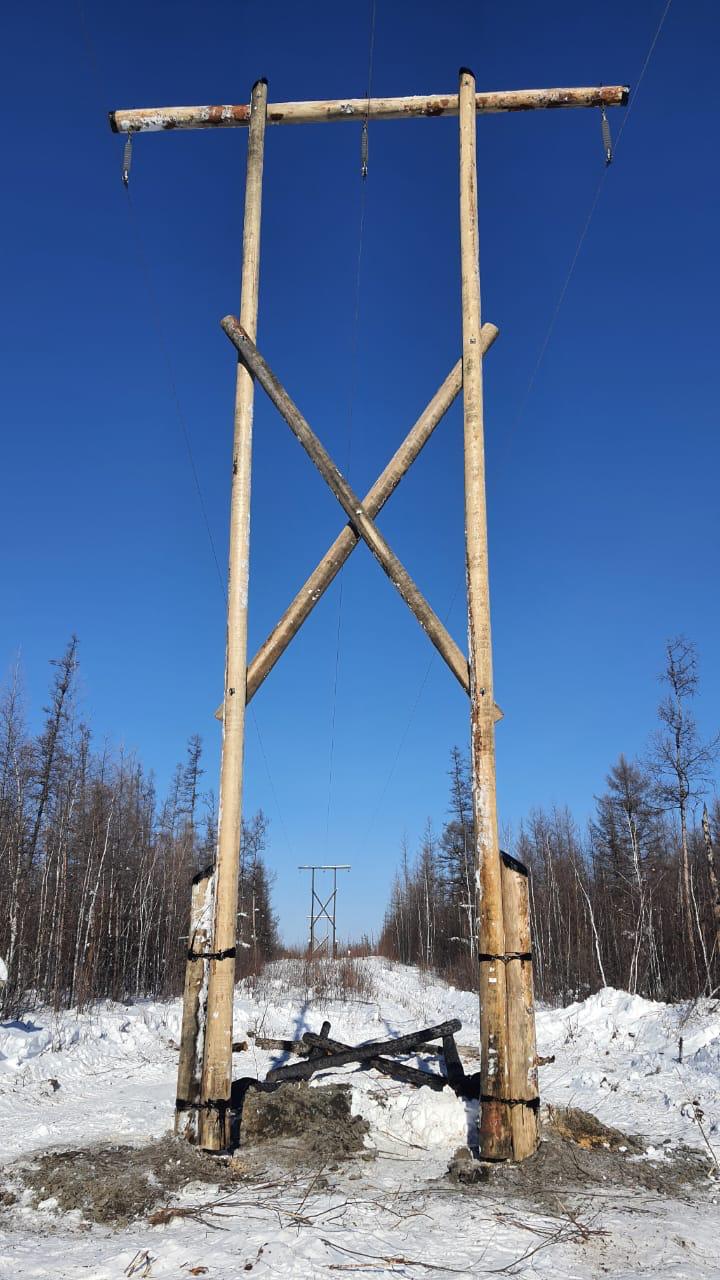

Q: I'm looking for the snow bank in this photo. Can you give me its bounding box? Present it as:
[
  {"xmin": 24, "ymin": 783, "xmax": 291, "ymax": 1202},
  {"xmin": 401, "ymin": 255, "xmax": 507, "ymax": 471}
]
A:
[{"xmin": 1, "ymin": 963, "xmax": 719, "ymax": 1280}]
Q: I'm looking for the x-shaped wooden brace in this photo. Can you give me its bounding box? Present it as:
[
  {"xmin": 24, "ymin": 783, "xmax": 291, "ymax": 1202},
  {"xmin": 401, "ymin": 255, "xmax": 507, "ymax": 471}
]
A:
[{"xmin": 218, "ymin": 314, "xmax": 501, "ymax": 716}]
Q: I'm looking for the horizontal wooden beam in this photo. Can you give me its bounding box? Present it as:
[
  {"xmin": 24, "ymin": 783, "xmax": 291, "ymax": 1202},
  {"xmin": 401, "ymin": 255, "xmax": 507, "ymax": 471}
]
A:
[
  {"xmin": 221, "ymin": 316, "xmax": 471, "ymax": 693},
  {"xmin": 110, "ymin": 85, "xmax": 628, "ymax": 134}
]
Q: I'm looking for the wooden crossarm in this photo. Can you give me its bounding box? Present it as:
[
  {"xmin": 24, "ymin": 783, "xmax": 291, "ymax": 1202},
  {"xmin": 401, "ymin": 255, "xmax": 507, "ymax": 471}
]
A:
[{"xmin": 110, "ymin": 85, "xmax": 628, "ymax": 134}]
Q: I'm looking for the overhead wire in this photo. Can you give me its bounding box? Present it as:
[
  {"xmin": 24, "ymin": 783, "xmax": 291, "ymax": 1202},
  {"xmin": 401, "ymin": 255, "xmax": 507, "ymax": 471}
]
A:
[
  {"xmin": 360, "ymin": 0, "xmax": 674, "ymax": 839},
  {"xmin": 73, "ymin": 3, "xmax": 294, "ymax": 857},
  {"xmin": 123, "ymin": 192, "xmax": 227, "ymax": 598},
  {"xmin": 499, "ymin": 0, "xmax": 674, "ymax": 462},
  {"xmin": 324, "ymin": 0, "xmax": 377, "ymax": 852},
  {"xmin": 125, "ymin": 195, "xmax": 298, "ymax": 858}
]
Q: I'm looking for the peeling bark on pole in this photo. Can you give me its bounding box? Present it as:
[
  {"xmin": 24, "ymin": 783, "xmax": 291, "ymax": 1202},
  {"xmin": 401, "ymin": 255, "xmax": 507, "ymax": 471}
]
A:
[
  {"xmin": 198, "ymin": 79, "xmax": 267, "ymax": 1151},
  {"xmin": 459, "ymin": 67, "xmax": 512, "ymax": 1160},
  {"xmin": 175, "ymin": 864, "xmax": 214, "ymax": 1141},
  {"xmin": 501, "ymin": 853, "xmax": 539, "ymax": 1159},
  {"xmin": 109, "ymin": 85, "xmax": 628, "ymax": 134}
]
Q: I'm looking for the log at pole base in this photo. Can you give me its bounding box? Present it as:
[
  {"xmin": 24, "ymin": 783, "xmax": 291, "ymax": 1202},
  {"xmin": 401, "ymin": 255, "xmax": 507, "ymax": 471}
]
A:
[
  {"xmin": 198, "ymin": 78, "xmax": 268, "ymax": 1151},
  {"xmin": 174, "ymin": 865, "xmax": 214, "ymax": 1140},
  {"xmin": 501, "ymin": 853, "xmax": 540, "ymax": 1160},
  {"xmin": 458, "ymin": 67, "xmax": 512, "ymax": 1161}
]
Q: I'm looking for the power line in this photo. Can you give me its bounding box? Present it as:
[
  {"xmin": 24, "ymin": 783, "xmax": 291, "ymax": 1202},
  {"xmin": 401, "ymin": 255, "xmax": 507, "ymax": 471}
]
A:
[
  {"xmin": 123, "ymin": 191, "xmax": 227, "ymax": 599},
  {"xmin": 361, "ymin": 2, "xmax": 674, "ymax": 845},
  {"xmin": 73, "ymin": 6, "xmax": 295, "ymax": 859},
  {"xmin": 499, "ymin": 0, "xmax": 673, "ymax": 461},
  {"xmin": 324, "ymin": 0, "xmax": 378, "ymax": 852},
  {"xmin": 362, "ymin": 572, "xmax": 465, "ymax": 845}
]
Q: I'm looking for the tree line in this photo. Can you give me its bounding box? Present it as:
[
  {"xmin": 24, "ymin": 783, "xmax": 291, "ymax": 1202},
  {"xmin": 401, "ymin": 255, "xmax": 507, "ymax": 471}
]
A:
[
  {"xmin": 380, "ymin": 638, "xmax": 720, "ymax": 1003},
  {"xmin": 0, "ymin": 638, "xmax": 278, "ymax": 1018}
]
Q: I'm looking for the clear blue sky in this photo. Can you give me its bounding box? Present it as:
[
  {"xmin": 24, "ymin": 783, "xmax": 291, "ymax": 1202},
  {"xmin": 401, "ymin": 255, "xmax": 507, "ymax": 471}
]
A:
[{"xmin": 2, "ymin": 1, "xmax": 718, "ymax": 944}]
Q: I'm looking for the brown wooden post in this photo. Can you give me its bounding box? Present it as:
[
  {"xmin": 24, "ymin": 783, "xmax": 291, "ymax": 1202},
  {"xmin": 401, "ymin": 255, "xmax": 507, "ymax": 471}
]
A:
[
  {"xmin": 175, "ymin": 864, "xmax": 214, "ymax": 1140},
  {"xmin": 501, "ymin": 853, "xmax": 539, "ymax": 1158},
  {"xmin": 198, "ymin": 78, "xmax": 267, "ymax": 1151},
  {"xmin": 458, "ymin": 67, "xmax": 512, "ymax": 1160}
]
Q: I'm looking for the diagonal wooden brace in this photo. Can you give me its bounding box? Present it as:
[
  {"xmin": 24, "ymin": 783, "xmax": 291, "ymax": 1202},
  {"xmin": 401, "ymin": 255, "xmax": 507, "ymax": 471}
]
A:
[
  {"xmin": 241, "ymin": 324, "xmax": 498, "ymax": 705},
  {"xmin": 222, "ymin": 316, "xmax": 471, "ymax": 693}
]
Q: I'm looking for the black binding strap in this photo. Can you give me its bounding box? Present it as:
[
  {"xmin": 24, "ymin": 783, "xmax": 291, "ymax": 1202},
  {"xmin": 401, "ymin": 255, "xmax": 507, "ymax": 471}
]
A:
[
  {"xmin": 481, "ymin": 1095, "xmax": 540, "ymax": 1110},
  {"xmin": 175, "ymin": 1096, "xmax": 231, "ymax": 1113},
  {"xmin": 478, "ymin": 951, "xmax": 532, "ymax": 963},
  {"xmin": 186, "ymin": 945, "xmax": 236, "ymax": 962}
]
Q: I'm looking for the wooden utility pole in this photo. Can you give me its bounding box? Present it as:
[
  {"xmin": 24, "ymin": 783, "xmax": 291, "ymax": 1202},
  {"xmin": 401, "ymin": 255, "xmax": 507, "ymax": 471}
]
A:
[
  {"xmin": 174, "ymin": 864, "xmax": 214, "ymax": 1141},
  {"xmin": 197, "ymin": 79, "xmax": 267, "ymax": 1151},
  {"xmin": 110, "ymin": 71, "xmax": 628, "ymax": 1160},
  {"xmin": 458, "ymin": 68, "xmax": 512, "ymax": 1158}
]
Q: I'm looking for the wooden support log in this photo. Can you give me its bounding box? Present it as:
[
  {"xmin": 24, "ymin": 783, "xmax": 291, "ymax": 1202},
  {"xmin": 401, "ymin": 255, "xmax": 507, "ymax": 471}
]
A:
[
  {"xmin": 501, "ymin": 852, "xmax": 540, "ymax": 1160},
  {"xmin": 243, "ymin": 335, "xmax": 498, "ymax": 705},
  {"xmin": 174, "ymin": 864, "xmax": 214, "ymax": 1140},
  {"xmin": 247, "ymin": 1033, "xmax": 312, "ymax": 1055},
  {"xmin": 265, "ymin": 1019, "xmax": 462, "ymax": 1083},
  {"xmin": 110, "ymin": 85, "xmax": 629, "ymax": 134},
  {"xmin": 303, "ymin": 1031, "xmax": 448, "ymax": 1092},
  {"xmin": 198, "ymin": 79, "xmax": 267, "ymax": 1152},
  {"xmin": 307, "ymin": 1020, "xmax": 332, "ymax": 1060},
  {"xmin": 441, "ymin": 1033, "xmax": 466, "ymax": 1091},
  {"xmin": 459, "ymin": 67, "xmax": 512, "ymax": 1161},
  {"xmin": 221, "ymin": 318, "xmax": 470, "ymax": 692},
  {"xmin": 213, "ymin": 333, "xmax": 499, "ymax": 721}
]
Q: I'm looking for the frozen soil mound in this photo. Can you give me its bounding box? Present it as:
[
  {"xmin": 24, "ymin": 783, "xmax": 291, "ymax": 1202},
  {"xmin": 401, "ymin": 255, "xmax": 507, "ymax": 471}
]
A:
[
  {"xmin": 448, "ymin": 1105, "xmax": 715, "ymax": 1211},
  {"xmin": 239, "ymin": 1080, "xmax": 369, "ymax": 1162},
  {"xmin": 5, "ymin": 1134, "xmax": 244, "ymax": 1227},
  {"xmin": 2, "ymin": 1083, "xmax": 368, "ymax": 1228}
]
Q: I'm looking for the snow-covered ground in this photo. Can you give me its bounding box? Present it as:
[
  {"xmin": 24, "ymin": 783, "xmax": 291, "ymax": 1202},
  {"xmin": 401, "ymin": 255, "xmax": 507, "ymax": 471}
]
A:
[{"xmin": 0, "ymin": 959, "xmax": 718, "ymax": 1278}]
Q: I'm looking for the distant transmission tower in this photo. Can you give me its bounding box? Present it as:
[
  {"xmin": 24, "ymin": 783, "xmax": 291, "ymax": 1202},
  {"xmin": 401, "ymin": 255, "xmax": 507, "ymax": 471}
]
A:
[{"xmin": 298, "ymin": 865, "xmax": 351, "ymax": 958}]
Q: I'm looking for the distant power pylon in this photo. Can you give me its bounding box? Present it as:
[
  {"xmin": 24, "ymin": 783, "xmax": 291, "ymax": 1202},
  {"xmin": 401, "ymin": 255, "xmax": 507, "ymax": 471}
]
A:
[{"xmin": 298, "ymin": 865, "xmax": 350, "ymax": 958}]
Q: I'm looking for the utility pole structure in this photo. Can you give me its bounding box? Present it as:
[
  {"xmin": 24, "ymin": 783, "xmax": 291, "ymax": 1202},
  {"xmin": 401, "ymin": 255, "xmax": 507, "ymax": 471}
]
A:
[
  {"xmin": 110, "ymin": 73, "xmax": 628, "ymax": 1158},
  {"xmin": 299, "ymin": 864, "xmax": 351, "ymax": 958}
]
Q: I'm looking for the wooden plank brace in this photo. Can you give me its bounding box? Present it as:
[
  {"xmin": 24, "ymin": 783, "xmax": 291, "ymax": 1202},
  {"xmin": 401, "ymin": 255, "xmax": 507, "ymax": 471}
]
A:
[{"xmin": 221, "ymin": 317, "xmax": 471, "ymax": 692}]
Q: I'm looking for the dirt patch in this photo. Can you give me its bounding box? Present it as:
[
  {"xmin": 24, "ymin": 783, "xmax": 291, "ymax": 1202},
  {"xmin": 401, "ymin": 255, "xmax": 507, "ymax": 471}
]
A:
[
  {"xmin": 545, "ymin": 1105, "xmax": 645, "ymax": 1152},
  {"xmin": 239, "ymin": 1081, "xmax": 369, "ymax": 1163},
  {"xmin": 8, "ymin": 1134, "xmax": 243, "ymax": 1227},
  {"xmin": 2, "ymin": 1083, "xmax": 368, "ymax": 1227},
  {"xmin": 447, "ymin": 1106, "xmax": 715, "ymax": 1211}
]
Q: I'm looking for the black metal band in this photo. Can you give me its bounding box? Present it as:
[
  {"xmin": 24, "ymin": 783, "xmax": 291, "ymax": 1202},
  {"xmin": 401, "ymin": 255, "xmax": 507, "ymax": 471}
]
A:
[
  {"xmin": 481, "ymin": 1095, "xmax": 540, "ymax": 1110},
  {"xmin": 175, "ymin": 1096, "xmax": 231, "ymax": 1113},
  {"xmin": 478, "ymin": 951, "xmax": 532, "ymax": 963},
  {"xmin": 186, "ymin": 946, "xmax": 236, "ymax": 962}
]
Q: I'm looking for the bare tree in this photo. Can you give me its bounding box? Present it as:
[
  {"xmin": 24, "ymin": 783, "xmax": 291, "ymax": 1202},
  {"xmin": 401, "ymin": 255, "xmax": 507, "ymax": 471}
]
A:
[
  {"xmin": 701, "ymin": 804, "xmax": 720, "ymax": 971},
  {"xmin": 647, "ymin": 638, "xmax": 719, "ymax": 991}
]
